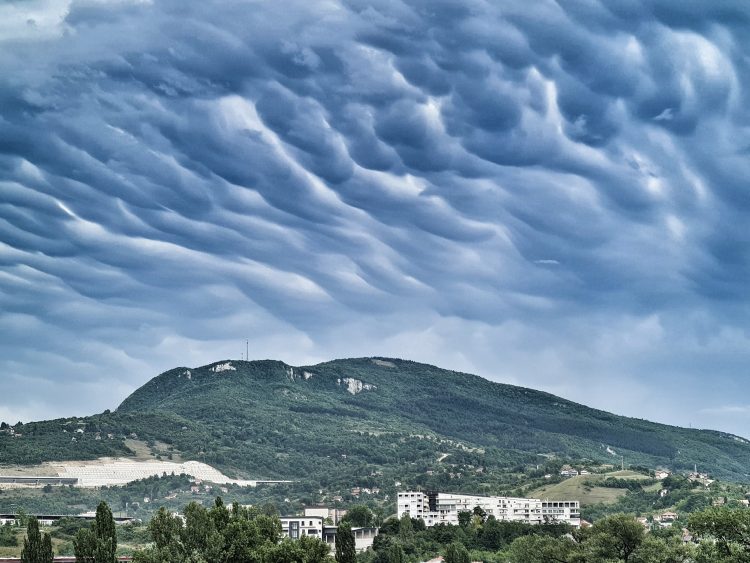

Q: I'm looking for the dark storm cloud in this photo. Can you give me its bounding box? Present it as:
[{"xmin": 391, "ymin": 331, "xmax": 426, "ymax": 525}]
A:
[{"xmin": 1, "ymin": 0, "xmax": 750, "ymax": 435}]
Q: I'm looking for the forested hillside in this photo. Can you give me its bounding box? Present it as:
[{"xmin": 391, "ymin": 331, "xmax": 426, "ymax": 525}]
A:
[{"xmin": 3, "ymin": 358, "xmax": 749, "ymax": 490}]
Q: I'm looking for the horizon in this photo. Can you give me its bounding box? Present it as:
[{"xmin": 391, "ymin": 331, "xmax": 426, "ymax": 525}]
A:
[{"xmin": 1, "ymin": 0, "xmax": 750, "ymax": 437}]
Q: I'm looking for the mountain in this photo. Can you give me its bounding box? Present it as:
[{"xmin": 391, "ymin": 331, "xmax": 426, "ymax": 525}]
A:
[{"xmin": 3, "ymin": 358, "xmax": 750, "ymax": 490}]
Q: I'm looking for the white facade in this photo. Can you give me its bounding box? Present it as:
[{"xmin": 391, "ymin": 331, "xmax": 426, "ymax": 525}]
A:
[
  {"xmin": 280, "ymin": 516, "xmax": 378, "ymax": 553},
  {"xmin": 280, "ymin": 516, "xmax": 325, "ymax": 540},
  {"xmin": 398, "ymin": 491, "xmax": 580, "ymax": 528}
]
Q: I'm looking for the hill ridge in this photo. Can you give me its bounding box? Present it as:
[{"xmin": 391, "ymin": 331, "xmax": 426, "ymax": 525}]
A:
[{"xmin": 4, "ymin": 357, "xmax": 749, "ymax": 485}]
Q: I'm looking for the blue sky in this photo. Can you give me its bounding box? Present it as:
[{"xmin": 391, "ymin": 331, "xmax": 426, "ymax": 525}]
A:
[{"xmin": 1, "ymin": 0, "xmax": 749, "ymax": 436}]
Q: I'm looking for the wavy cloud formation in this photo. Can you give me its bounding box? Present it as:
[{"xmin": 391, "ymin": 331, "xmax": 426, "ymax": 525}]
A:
[{"xmin": 1, "ymin": 0, "xmax": 749, "ymax": 435}]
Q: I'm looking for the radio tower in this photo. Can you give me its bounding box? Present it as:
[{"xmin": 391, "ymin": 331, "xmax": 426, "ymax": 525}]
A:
[{"xmin": 246, "ymin": 339, "xmax": 249, "ymax": 363}]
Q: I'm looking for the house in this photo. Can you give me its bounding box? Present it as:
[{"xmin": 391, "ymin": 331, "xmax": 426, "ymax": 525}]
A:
[
  {"xmin": 655, "ymin": 512, "xmax": 678, "ymax": 527},
  {"xmin": 655, "ymin": 470, "xmax": 670, "ymax": 480},
  {"xmin": 560, "ymin": 469, "xmax": 579, "ymax": 477}
]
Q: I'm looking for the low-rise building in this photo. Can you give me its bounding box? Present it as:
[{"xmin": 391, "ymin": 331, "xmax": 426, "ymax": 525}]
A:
[
  {"xmin": 397, "ymin": 491, "xmax": 580, "ymax": 528},
  {"xmin": 280, "ymin": 515, "xmax": 378, "ymax": 553}
]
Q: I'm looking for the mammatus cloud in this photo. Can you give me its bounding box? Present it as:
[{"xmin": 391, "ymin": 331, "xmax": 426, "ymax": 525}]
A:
[{"xmin": 1, "ymin": 0, "xmax": 749, "ymax": 435}]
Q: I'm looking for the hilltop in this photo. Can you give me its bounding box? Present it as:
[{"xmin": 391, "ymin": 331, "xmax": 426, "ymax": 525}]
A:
[{"xmin": 2, "ymin": 358, "xmax": 749, "ymax": 491}]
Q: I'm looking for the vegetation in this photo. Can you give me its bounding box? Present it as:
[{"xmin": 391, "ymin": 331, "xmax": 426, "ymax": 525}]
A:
[
  {"xmin": 1, "ymin": 359, "xmax": 749, "ymax": 487},
  {"xmin": 20, "ymin": 517, "xmax": 53, "ymax": 563},
  {"xmin": 7, "ymin": 496, "xmax": 750, "ymax": 562},
  {"xmin": 335, "ymin": 522, "xmax": 356, "ymax": 563},
  {"xmin": 132, "ymin": 497, "xmax": 333, "ymax": 563},
  {"xmin": 73, "ymin": 501, "xmax": 117, "ymax": 563}
]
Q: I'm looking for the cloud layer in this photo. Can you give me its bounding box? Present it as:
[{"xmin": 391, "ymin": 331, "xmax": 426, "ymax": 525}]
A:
[{"xmin": 1, "ymin": 0, "xmax": 749, "ymax": 435}]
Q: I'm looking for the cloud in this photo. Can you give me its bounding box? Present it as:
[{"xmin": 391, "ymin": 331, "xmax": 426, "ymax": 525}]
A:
[{"xmin": 0, "ymin": 0, "xmax": 749, "ymax": 436}]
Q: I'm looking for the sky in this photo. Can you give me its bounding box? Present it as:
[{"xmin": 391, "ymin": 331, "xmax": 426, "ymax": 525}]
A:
[{"xmin": 1, "ymin": 0, "xmax": 749, "ymax": 437}]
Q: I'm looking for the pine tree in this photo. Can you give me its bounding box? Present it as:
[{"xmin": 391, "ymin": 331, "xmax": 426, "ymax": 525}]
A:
[{"xmin": 335, "ymin": 522, "xmax": 356, "ymax": 563}]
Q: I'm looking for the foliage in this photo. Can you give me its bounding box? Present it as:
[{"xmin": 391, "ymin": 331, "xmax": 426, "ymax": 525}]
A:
[
  {"xmin": 335, "ymin": 522, "xmax": 356, "ymax": 563},
  {"xmin": 688, "ymin": 507, "xmax": 750, "ymax": 562},
  {"xmin": 73, "ymin": 501, "xmax": 117, "ymax": 563},
  {"xmin": 341, "ymin": 505, "xmax": 374, "ymax": 527},
  {"xmin": 21, "ymin": 517, "xmax": 53, "ymax": 563},
  {"xmin": 444, "ymin": 542, "xmax": 470, "ymax": 563},
  {"xmin": 0, "ymin": 522, "xmax": 18, "ymax": 547},
  {"xmin": 133, "ymin": 497, "xmax": 333, "ymax": 563}
]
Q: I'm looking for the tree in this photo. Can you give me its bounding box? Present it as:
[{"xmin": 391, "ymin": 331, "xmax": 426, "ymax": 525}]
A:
[
  {"xmin": 335, "ymin": 522, "xmax": 356, "ymax": 563},
  {"xmin": 74, "ymin": 528, "xmax": 97, "ymax": 563},
  {"xmin": 504, "ymin": 534, "xmax": 578, "ymax": 563},
  {"xmin": 41, "ymin": 535, "xmax": 53, "ymax": 563},
  {"xmin": 688, "ymin": 507, "xmax": 750, "ymax": 562},
  {"xmin": 385, "ymin": 543, "xmax": 405, "ymax": 563},
  {"xmin": 585, "ymin": 514, "xmax": 645, "ymax": 563},
  {"xmin": 444, "ymin": 542, "xmax": 470, "ymax": 563},
  {"xmin": 21, "ymin": 517, "xmax": 53, "ymax": 563},
  {"xmin": 457, "ymin": 511, "xmax": 472, "ymax": 528},
  {"xmin": 74, "ymin": 501, "xmax": 117, "ymax": 563},
  {"xmin": 343, "ymin": 505, "xmax": 373, "ymax": 527},
  {"xmin": 94, "ymin": 501, "xmax": 117, "ymax": 563},
  {"xmin": 472, "ymin": 506, "xmax": 487, "ymax": 523},
  {"xmin": 397, "ymin": 514, "xmax": 413, "ymax": 539},
  {"xmin": 630, "ymin": 534, "xmax": 694, "ymax": 563}
]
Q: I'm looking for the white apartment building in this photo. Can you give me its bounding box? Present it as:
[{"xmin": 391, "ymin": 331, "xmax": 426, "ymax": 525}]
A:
[{"xmin": 397, "ymin": 491, "xmax": 580, "ymax": 528}]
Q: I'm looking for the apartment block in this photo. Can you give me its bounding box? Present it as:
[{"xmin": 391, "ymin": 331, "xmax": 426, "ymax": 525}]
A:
[{"xmin": 397, "ymin": 491, "xmax": 580, "ymax": 528}]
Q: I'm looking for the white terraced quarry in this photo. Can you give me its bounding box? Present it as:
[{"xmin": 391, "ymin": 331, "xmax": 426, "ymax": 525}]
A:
[{"xmin": 45, "ymin": 458, "xmax": 285, "ymax": 488}]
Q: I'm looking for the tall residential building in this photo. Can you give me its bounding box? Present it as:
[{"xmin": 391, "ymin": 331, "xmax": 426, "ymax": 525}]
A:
[{"xmin": 397, "ymin": 491, "xmax": 580, "ymax": 528}]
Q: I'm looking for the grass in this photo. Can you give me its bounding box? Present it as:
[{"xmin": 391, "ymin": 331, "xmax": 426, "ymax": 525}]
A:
[{"xmin": 529, "ymin": 471, "xmax": 654, "ymax": 506}]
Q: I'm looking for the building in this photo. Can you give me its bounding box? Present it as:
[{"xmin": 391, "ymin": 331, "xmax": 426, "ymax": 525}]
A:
[
  {"xmin": 280, "ymin": 513, "xmax": 378, "ymax": 553},
  {"xmin": 654, "ymin": 511, "xmax": 678, "ymax": 527},
  {"xmin": 0, "ymin": 513, "xmax": 135, "ymax": 526},
  {"xmin": 397, "ymin": 491, "xmax": 580, "ymax": 528},
  {"xmin": 303, "ymin": 506, "xmax": 346, "ymax": 524}
]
